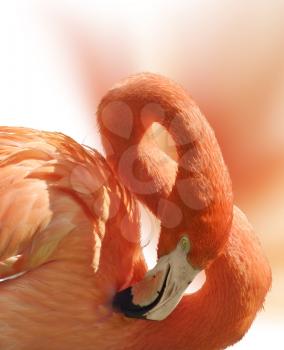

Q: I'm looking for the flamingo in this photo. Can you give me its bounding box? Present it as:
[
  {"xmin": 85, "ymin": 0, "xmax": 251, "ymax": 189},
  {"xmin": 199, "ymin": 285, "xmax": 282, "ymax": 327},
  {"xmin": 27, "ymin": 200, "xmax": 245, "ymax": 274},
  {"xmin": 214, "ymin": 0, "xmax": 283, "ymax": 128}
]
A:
[{"xmin": 0, "ymin": 73, "xmax": 271, "ymax": 350}]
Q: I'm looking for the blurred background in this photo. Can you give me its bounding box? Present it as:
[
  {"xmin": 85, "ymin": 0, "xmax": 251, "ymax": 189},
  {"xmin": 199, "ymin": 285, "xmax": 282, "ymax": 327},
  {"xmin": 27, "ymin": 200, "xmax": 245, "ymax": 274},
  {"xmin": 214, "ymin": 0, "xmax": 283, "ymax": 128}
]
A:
[{"xmin": 0, "ymin": 1, "xmax": 283, "ymax": 348}]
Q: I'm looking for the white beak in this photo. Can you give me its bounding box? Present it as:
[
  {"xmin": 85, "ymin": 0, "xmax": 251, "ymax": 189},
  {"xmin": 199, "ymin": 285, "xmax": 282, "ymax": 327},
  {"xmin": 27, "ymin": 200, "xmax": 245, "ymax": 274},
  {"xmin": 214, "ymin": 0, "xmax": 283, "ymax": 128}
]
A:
[{"xmin": 113, "ymin": 236, "xmax": 199, "ymax": 321}]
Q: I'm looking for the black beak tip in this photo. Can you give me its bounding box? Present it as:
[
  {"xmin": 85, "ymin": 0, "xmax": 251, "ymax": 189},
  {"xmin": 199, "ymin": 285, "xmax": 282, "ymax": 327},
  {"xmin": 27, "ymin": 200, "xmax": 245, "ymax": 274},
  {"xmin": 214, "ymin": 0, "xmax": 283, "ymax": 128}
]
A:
[
  {"xmin": 112, "ymin": 287, "xmax": 132, "ymax": 312},
  {"xmin": 112, "ymin": 287, "xmax": 147, "ymax": 319}
]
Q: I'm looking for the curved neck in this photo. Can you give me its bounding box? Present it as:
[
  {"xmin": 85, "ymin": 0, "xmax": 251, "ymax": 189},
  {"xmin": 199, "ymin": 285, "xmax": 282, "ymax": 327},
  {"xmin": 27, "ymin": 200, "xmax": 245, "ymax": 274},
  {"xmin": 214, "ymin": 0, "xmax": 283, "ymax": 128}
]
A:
[
  {"xmin": 127, "ymin": 208, "xmax": 271, "ymax": 350},
  {"xmin": 98, "ymin": 73, "xmax": 232, "ymax": 213},
  {"xmin": 97, "ymin": 73, "xmax": 233, "ymax": 265}
]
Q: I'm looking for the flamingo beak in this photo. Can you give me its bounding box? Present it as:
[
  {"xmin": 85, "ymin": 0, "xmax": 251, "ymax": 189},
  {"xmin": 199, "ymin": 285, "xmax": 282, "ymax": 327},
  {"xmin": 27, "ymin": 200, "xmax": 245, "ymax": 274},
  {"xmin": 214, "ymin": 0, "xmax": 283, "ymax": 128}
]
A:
[{"xmin": 113, "ymin": 236, "xmax": 199, "ymax": 320}]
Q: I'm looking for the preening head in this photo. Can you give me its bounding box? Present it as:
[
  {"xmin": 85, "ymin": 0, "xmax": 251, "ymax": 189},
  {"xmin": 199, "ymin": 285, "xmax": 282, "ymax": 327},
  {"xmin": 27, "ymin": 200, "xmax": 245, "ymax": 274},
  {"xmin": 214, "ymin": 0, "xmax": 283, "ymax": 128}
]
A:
[{"xmin": 97, "ymin": 73, "xmax": 233, "ymax": 320}]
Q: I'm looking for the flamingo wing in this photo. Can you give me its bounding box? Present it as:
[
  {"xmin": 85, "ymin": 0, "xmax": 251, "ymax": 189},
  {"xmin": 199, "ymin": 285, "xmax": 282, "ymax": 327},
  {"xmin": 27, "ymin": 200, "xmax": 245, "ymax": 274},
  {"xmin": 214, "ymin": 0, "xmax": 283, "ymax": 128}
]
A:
[{"xmin": 0, "ymin": 127, "xmax": 111, "ymax": 280}]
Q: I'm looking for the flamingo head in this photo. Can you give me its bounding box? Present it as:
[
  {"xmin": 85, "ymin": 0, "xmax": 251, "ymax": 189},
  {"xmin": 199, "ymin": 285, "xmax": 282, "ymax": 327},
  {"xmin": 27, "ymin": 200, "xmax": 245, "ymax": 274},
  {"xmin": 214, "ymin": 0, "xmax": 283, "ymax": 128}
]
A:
[{"xmin": 113, "ymin": 199, "xmax": 233, "ymax": 321}]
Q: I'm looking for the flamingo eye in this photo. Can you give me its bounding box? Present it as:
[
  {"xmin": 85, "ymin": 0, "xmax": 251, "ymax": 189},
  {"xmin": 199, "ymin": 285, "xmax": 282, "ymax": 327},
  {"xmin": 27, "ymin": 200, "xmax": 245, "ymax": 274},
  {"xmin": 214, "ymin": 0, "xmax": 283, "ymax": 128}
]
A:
[{"xmin": 180, "ymin": 236, "xmax": 190, "ymax": 253}]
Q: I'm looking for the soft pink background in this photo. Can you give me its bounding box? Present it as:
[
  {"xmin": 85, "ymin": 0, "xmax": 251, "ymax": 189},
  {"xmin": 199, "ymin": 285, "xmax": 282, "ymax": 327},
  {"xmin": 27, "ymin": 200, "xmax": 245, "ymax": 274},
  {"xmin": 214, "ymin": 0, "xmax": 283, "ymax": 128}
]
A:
[{"xmin": 0, "ymin": 1, "xmax": 283, "ymax": 348}]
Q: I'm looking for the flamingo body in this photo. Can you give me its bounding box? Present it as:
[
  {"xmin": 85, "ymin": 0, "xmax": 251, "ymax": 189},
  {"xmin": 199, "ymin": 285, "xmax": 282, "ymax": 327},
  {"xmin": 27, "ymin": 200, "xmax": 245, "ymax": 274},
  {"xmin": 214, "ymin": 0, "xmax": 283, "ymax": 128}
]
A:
[{"xmin": 0, "ymin": 127, "xmax": 145, "ymax": 349}]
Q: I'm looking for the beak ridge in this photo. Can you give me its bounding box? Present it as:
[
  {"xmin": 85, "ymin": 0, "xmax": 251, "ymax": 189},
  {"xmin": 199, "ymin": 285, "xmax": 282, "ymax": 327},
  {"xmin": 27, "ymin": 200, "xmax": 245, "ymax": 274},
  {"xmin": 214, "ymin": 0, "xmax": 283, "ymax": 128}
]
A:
[{"xmin": 112, "ymin": 265, "xmax": 171, "ymax": 319}]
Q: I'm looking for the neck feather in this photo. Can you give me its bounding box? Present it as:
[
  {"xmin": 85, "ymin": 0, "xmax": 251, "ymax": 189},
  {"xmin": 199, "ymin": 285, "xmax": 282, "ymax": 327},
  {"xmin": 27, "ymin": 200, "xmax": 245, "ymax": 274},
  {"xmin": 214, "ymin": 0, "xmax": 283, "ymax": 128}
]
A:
[
  {"xmin": 127, "ymin": 207, "xmax": 271, "ymax": 350},
  {"xmin": 97, "ymin": 73, "xmax": 233, "ymax": 265}
]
